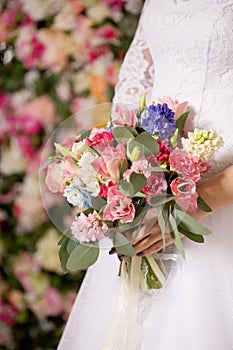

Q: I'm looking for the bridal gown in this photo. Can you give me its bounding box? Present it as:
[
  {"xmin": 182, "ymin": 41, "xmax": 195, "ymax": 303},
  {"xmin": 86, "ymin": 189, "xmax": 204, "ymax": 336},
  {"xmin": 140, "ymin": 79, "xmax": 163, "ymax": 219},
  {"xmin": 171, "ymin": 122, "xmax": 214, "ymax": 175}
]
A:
[{"xmin": 58, "ymin": 0, "xmax": 233, "ymax": 349}]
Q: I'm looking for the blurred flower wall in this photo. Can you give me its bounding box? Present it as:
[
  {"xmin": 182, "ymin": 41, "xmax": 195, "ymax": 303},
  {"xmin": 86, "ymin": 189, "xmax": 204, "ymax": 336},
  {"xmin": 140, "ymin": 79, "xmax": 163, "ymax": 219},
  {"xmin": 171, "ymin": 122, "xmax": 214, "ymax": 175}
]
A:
[{"xmin": 0, "ymin": 0, "xmax": 144, "ymax": 348}]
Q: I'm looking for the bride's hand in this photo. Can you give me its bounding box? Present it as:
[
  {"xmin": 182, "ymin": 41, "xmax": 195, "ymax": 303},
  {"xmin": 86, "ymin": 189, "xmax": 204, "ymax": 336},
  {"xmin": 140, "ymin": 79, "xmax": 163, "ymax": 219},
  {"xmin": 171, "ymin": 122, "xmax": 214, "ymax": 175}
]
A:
[{"xmin": 132, "ymin": 221, "xmax": 183, "ymax": 256}]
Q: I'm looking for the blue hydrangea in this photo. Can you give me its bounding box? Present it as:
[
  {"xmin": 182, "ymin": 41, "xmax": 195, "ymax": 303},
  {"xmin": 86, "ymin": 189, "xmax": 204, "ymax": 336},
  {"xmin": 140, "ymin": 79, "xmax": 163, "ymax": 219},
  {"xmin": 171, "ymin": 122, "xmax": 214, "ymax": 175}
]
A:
[
  {"xmin": 63, "ymin": 176, "xmax": 92, "ymax": 208},
  {"xmin": 141, "ymin": 103, "xmax": 176, "ymax": 143}
]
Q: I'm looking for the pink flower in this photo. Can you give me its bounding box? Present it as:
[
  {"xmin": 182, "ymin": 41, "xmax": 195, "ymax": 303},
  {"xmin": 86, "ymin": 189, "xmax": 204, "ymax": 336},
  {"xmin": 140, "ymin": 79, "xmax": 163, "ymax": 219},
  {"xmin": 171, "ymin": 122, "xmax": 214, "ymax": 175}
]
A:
[
  {"xmin": 91, "ymin": 142, "xmax": 126, "ymax": 181},
  {"xmin": 86, "ymin": 129, "xmax": 114, "ymax": 151},
  {"xmin": 123, "ymin": 159, "xmax": 150, "ymax": 182},
  {"xmin": 142, "ymin": 173, "xmax": 167, "ymax": 203},
  {"xmin": 45, "ymin": 162, "xmax": 63, "ymax": 193},
  {"xmin": 43, "ymin": 287, "xmax": 64, "ymax": 317},
  {"xmin": 157, "ymin": 140, "xmax": 172, "ymax": 163},
  {"xmin": 103, "ymin": 186, "xmax": 135, "ymax": 223},
  {"xmin": 101, "ymin": 0, "xmax": 124, "ymax": 10},
  {"xmin": 170, "ymin": 177, "xmax": 198, "ymax": 212},
  {"xmin": 0, "ymin": 299, "xmax": 18, "ymax": 326},
  {"xmin": 15, "ymin": 24, "xmax": 45, "ymax": 69},
  {"xmin": 111, "ymin": 105, "xmax": 137, "ymax": 127},
  {"xmin": 98, "ymin": 181, "xmax": 117, "ymax": 198},
  {"xmin": 61, "ymin": 157, "xmax": 78, "ymax": 186},
  {"xmin": 95, "ymin": 25, "xmax": 120, "ymax": 42},
  {"xmin": 71, "ymin": 212, "xmax": 108, "ymax": 242},
  {"xmin": 159, "ymin": 97, "xmax": 188, "ymax": 120},
  {"xmin": 169, "ymin": 149, "xmax": 201, "ymax": 183}
]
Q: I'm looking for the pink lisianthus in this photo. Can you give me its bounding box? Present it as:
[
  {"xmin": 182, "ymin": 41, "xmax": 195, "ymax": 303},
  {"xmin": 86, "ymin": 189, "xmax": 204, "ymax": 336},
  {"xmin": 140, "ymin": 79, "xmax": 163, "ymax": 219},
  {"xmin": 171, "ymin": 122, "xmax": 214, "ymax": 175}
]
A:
[
  {"xmin": 123, "ymin": 159, "xmax": 150, "ymax": 182},
  {"xmin": 91, "ymin": 142, "xmax": 127, "ymax": 181},
  {"xmin": 45, "ymin": 162, "xmax": 63, "ymax": 193},
  {"xmin": 86, "ymin": 128, "xmax": 114, "ymax": 151},
  {"xmin": 142, "ymin": 172, "xmax": 167, "ymax": 203},
  {"xmin": 98, "ymin": 181, "xmax": 117, "ymax": 198},
  {"xmin": 158, "ymin": 97, "xmax": 188, "ymax": 120},
  {"xmin": 71, "ymin": 211, "xmax": 108, "ymax": 243},
  {"xmin": 61, "ymin": 157, "xmax": 78, "ymax": 186},
  {"xmin": 103, "ymin": 186, "xmax": 135, "ymax": 223},
  {"xmin": 170, "ymin": 177, "xmax": 198, "ymax": 212},
  {"xmin": 111, "ymin": 105, "xmax": 137, "ymax": 127},
  {"xmin": 169, "ymin": 149, "xmax": 201, "ymax": 183}
]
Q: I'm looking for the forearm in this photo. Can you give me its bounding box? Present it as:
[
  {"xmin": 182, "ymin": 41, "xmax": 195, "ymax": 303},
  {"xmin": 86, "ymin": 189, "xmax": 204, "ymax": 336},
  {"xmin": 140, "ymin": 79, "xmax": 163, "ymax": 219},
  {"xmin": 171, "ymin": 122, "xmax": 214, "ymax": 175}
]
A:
[{"xmin": 193, "ymin": 165, "xmax": 233, "ymax": 221}]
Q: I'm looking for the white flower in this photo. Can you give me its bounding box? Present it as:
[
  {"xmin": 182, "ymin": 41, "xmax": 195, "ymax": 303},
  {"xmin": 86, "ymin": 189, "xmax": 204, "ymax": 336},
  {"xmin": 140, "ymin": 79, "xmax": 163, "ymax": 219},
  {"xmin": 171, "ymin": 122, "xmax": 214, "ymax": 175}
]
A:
[
  {"xmin": 87, "ymin": 4, "xmax": 111, "ymax": 23},
  {"xmin": 0, "ymin": 140, "xmax": 26, "ymax": 174},
  {"xmin": 63, "ymin": 176, "xmax": 92, "ymax": 208},
  {"xmin": 78, "ymin": 151, "xmax": 100, "ymax": 196},
  {"xmin": 71, "ymin": 140, "xmax": 89, "ymax": 158},
  {"xmin": 182, "ymin": 129, "xmax": 224, "ymax": 161},
  {"xmin": 20, "ymin": 0, "xmax": 64, "ymax": 21}
]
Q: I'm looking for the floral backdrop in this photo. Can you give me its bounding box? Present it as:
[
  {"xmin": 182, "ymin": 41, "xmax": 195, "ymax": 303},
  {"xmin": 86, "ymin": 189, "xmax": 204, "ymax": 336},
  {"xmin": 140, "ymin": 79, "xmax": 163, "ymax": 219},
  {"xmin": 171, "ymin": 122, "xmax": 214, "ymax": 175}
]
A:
[{"xmin": 0, "ymin": 0, "xmax": 144, "ymax": 348}]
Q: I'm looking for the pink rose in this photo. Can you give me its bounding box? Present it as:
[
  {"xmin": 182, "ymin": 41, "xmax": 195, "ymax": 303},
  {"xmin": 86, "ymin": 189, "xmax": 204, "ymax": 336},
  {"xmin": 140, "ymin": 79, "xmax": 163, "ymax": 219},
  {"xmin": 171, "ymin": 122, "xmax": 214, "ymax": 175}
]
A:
[
  {"xmin": 45, "ymin": 162, "xmax": 63, "ymax": 193},
  {"xmin": 170, "ymin": 177, "xmax": 198, "ymax": 212},
  {"xmin": 169, "ymin": 149, "xmax": 201, "ymax": 183},
  {"xmin": 86, "ymin": 129, "xmax": 114, "ymax": 151},
  {"xmin": 91, "ymin": 142, "xmax": 126, "ymax": 181},
  {"xmin": 158, "ymin": 97, "xmax": 188, "ymax": 120},
  {"xmin": 103, "ymin": 186, "xmax": 135, "ymax": 223},
  {"xmin": 111, "ymin": 105, "xmax": 137, "ymax": 127}
]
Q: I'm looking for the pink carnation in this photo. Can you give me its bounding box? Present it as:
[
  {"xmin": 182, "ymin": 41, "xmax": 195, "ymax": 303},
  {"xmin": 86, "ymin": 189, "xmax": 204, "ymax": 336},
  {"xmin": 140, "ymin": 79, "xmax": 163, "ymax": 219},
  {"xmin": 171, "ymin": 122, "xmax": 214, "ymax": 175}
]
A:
[
  {"xmin": 98, "ymin": 181, "xmax": 117, "ymax": 198},
  {"xmin": 157, "ymin": 140, "xmax": 172, "ymax": 163},
  {"xmin": 111, "ymin": 105, "xmax": 137, "ymax": 128},
  {"xmin": 71, "ymin": 212, "xmax": 108, "ymax": 243},
  {"xmin": 170, "ymin": 177, "xmax": 198, "ymax": 212},
  {"xmin": 142, "ymin": 172, "xmax": 167, "ymax": 203},
  {"xmin": 103, "ymin": 186, "xmax": 135, "ymax": 223},
  {"xmin": 91, "ymin": 142, "xmax": 126, "ymax": 181},
  {"xmin": 86, "ymin": 129, "xmax": 114, "ymax": 151},
  {"xmin": 169, "ymin": 149, "xmax": 201, "ymax": 183}
]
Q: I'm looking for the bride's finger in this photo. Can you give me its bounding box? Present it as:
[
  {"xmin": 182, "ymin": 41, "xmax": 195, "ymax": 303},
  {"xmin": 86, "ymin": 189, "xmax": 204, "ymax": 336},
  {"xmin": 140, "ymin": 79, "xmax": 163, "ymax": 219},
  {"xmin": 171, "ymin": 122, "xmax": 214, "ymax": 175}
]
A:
[
  {"xmin": 133, "ymin": 230, "xmax": 162, "ymax": 253},
  {"xmin": 140, "ymin": 235, "xmax": 174, "ymax": 256},
  {"xmin": 132, "ymin": 221, "xmax": 161, "ymax": 245}
]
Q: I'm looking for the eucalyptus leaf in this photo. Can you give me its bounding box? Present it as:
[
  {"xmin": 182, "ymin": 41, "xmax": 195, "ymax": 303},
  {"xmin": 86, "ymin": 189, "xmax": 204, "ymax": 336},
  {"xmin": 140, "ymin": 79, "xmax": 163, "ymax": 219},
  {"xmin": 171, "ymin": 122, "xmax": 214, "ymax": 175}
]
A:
[
  {"xmin": 149, "ymin": 194, "xmax": 175, "ymax": 207},
  {"xmin": 197, "ymin": 196, "xmax": 212, "ymax": 212},
  {"xmin": 79, "ymin": 129, "xmax": 91, "ymax": 140},
  {"xmin": 113, "ymin": 126, "xmax": 135, "ymax": 144},
  {"xmin": 178, "ymin": 224, "xmax": 204, "ymax": 243},
  {"xmin": 66, "ymin": 239, "xmax": 79, "ymax": 255},
  {"xmin": 59, "ymin": 237, "xmax": 70, "ymax": 273},
  {"xmin": 173, "ymin": 207, "xmax": 212, "ymax": 235},
  {"xmin": 66, "ymin": 243, "xmax": 99, "ymax": 271},
  {"xmin": 158, "ymin": 206, "xmax": 166, "ymax": 248},
  {"xmin": 169, "ymin": 213, "xmax": 185, "ymax": 258},
  {"xmin": 91, "ymin": 197, "xmax": 107, "ymax": 211},
  {"xmin": 144, "ymin": 166, "xmax": 168, "ymax": 173},
  {"xmin": 128, "ymin": 131, "xmax": 159, "ymax": 157},
  {"xmin": 113, "ymin": 232, "xmax": 136, "ymax": 256},
  {"xmin": 130, "ymin": 172, "xmax": 148, "ymax": 196}
]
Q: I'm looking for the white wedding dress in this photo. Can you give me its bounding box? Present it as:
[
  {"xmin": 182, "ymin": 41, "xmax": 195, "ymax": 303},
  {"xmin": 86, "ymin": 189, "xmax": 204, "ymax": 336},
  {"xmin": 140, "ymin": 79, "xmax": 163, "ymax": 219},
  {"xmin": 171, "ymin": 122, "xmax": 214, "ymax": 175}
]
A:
[{"xmin": 58, "ymin": 1, "xmax": 233, "ymax": 349}]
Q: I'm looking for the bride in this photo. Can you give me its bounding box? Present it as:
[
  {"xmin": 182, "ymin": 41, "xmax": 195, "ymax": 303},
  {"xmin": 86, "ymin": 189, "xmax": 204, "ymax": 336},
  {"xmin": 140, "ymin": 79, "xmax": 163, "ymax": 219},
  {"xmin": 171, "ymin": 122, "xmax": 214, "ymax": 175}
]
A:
[{"xmin": 58, "ymin": 1, "xmax": 233, "ymax": 349}]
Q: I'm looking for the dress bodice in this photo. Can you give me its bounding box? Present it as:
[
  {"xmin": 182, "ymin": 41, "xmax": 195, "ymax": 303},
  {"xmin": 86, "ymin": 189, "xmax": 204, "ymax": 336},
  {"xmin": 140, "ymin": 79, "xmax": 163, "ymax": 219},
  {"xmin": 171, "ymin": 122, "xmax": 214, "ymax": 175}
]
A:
[{"xmin": 114, "ymin": 0, "xmax": 233, "ymax": 175}]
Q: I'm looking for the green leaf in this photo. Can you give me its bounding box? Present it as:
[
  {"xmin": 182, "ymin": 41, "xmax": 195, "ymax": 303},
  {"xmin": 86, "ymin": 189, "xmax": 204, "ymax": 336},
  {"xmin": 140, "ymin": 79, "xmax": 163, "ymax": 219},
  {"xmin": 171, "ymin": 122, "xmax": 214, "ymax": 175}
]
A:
[
  {"xmin": 173, "ymin": 207, "xmax": 212, "ymax": 235},
  {"xmin": 197, "ymin": 196, "xmax": 212, "ymax": 212},
  {"xmin": 178, "ymin": 224, "xmax": 204, "ymax": 243},
  {"xmin": 144, "ymin": 166, "xmax": 168, "ymax": 173},
  {"xmin": 66, "ymin": 243, "xmax": 99, "ymax": 271},
  {"xmin": 129, "ymin": 172, "xmax": 148, "ymax": 196},
  {"xmin": 66, "ymin": 239, "xmax": 78, "ymax": 255},
  {"xmin": 169, "ymin": 213, "xmax": 185, "ymax": 258},
  {"xmin": 79, "ymin": 129, "xmax": 91, "ymax": 140},
  {"xmin": 176, "ymin": 110, "xmax": 190, "ymax": 135},
  {"xmin": 149, "ymin": 195, "xmax": 175, "ymax": 207},
  {"xmin": 91, "ymin": 197, "xmax": 107, "ymax": 211},
  {"xmin": 158, "ymin": 206, "xmax": 166, "ymax": 248},
  {"xmin": 113, "ymin": 126, "xmax": 135, "ymax": 144},
  {"xmin": 113, "ymin": 232, "xmax": 136, "ymax": 256},
  {"xmin": 54, "ymin": 143, "xmax": 69, "ymax": 157},
  {"xmin": 124, "ymin": 125, "xmax": 138, "ymax": 136},
  {"xmin": 119, "ymin": 160, "xmax": 129, "ymax": 179},
  {"xmin": 128, "ymin": 132, "xmax": 159, "ymax": 157},
  {"xmin": 58, "ymin": 234, "xmax": 67, "ymax": 246},
  {"xmin": 59, "ymin": 237, "xmax": 70, "ymax": 273}
]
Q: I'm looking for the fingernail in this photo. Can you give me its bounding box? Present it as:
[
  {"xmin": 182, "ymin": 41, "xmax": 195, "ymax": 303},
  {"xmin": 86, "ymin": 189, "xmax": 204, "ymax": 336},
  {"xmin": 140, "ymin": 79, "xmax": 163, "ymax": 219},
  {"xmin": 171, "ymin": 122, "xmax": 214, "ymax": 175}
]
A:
[{"xmin": 136, "ymin": 252, "xmax": 144, "ymax": 257}]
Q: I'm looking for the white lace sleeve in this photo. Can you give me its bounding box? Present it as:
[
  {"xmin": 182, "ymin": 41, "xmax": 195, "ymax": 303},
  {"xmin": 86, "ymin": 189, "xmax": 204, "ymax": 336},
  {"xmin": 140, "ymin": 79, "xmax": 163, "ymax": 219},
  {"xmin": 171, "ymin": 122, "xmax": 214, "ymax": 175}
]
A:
[{"xmin": 112, "ymin": 18, "xmax": 154, "ymax": 105}]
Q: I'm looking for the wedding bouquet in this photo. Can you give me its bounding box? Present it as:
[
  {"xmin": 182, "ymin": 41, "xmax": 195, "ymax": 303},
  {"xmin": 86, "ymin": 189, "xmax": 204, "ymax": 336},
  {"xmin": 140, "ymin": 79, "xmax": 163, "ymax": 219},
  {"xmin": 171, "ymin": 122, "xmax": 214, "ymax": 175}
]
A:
[{"xmin": 45, "ymin": 94, "xmax": 223, "ymax": 290}]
